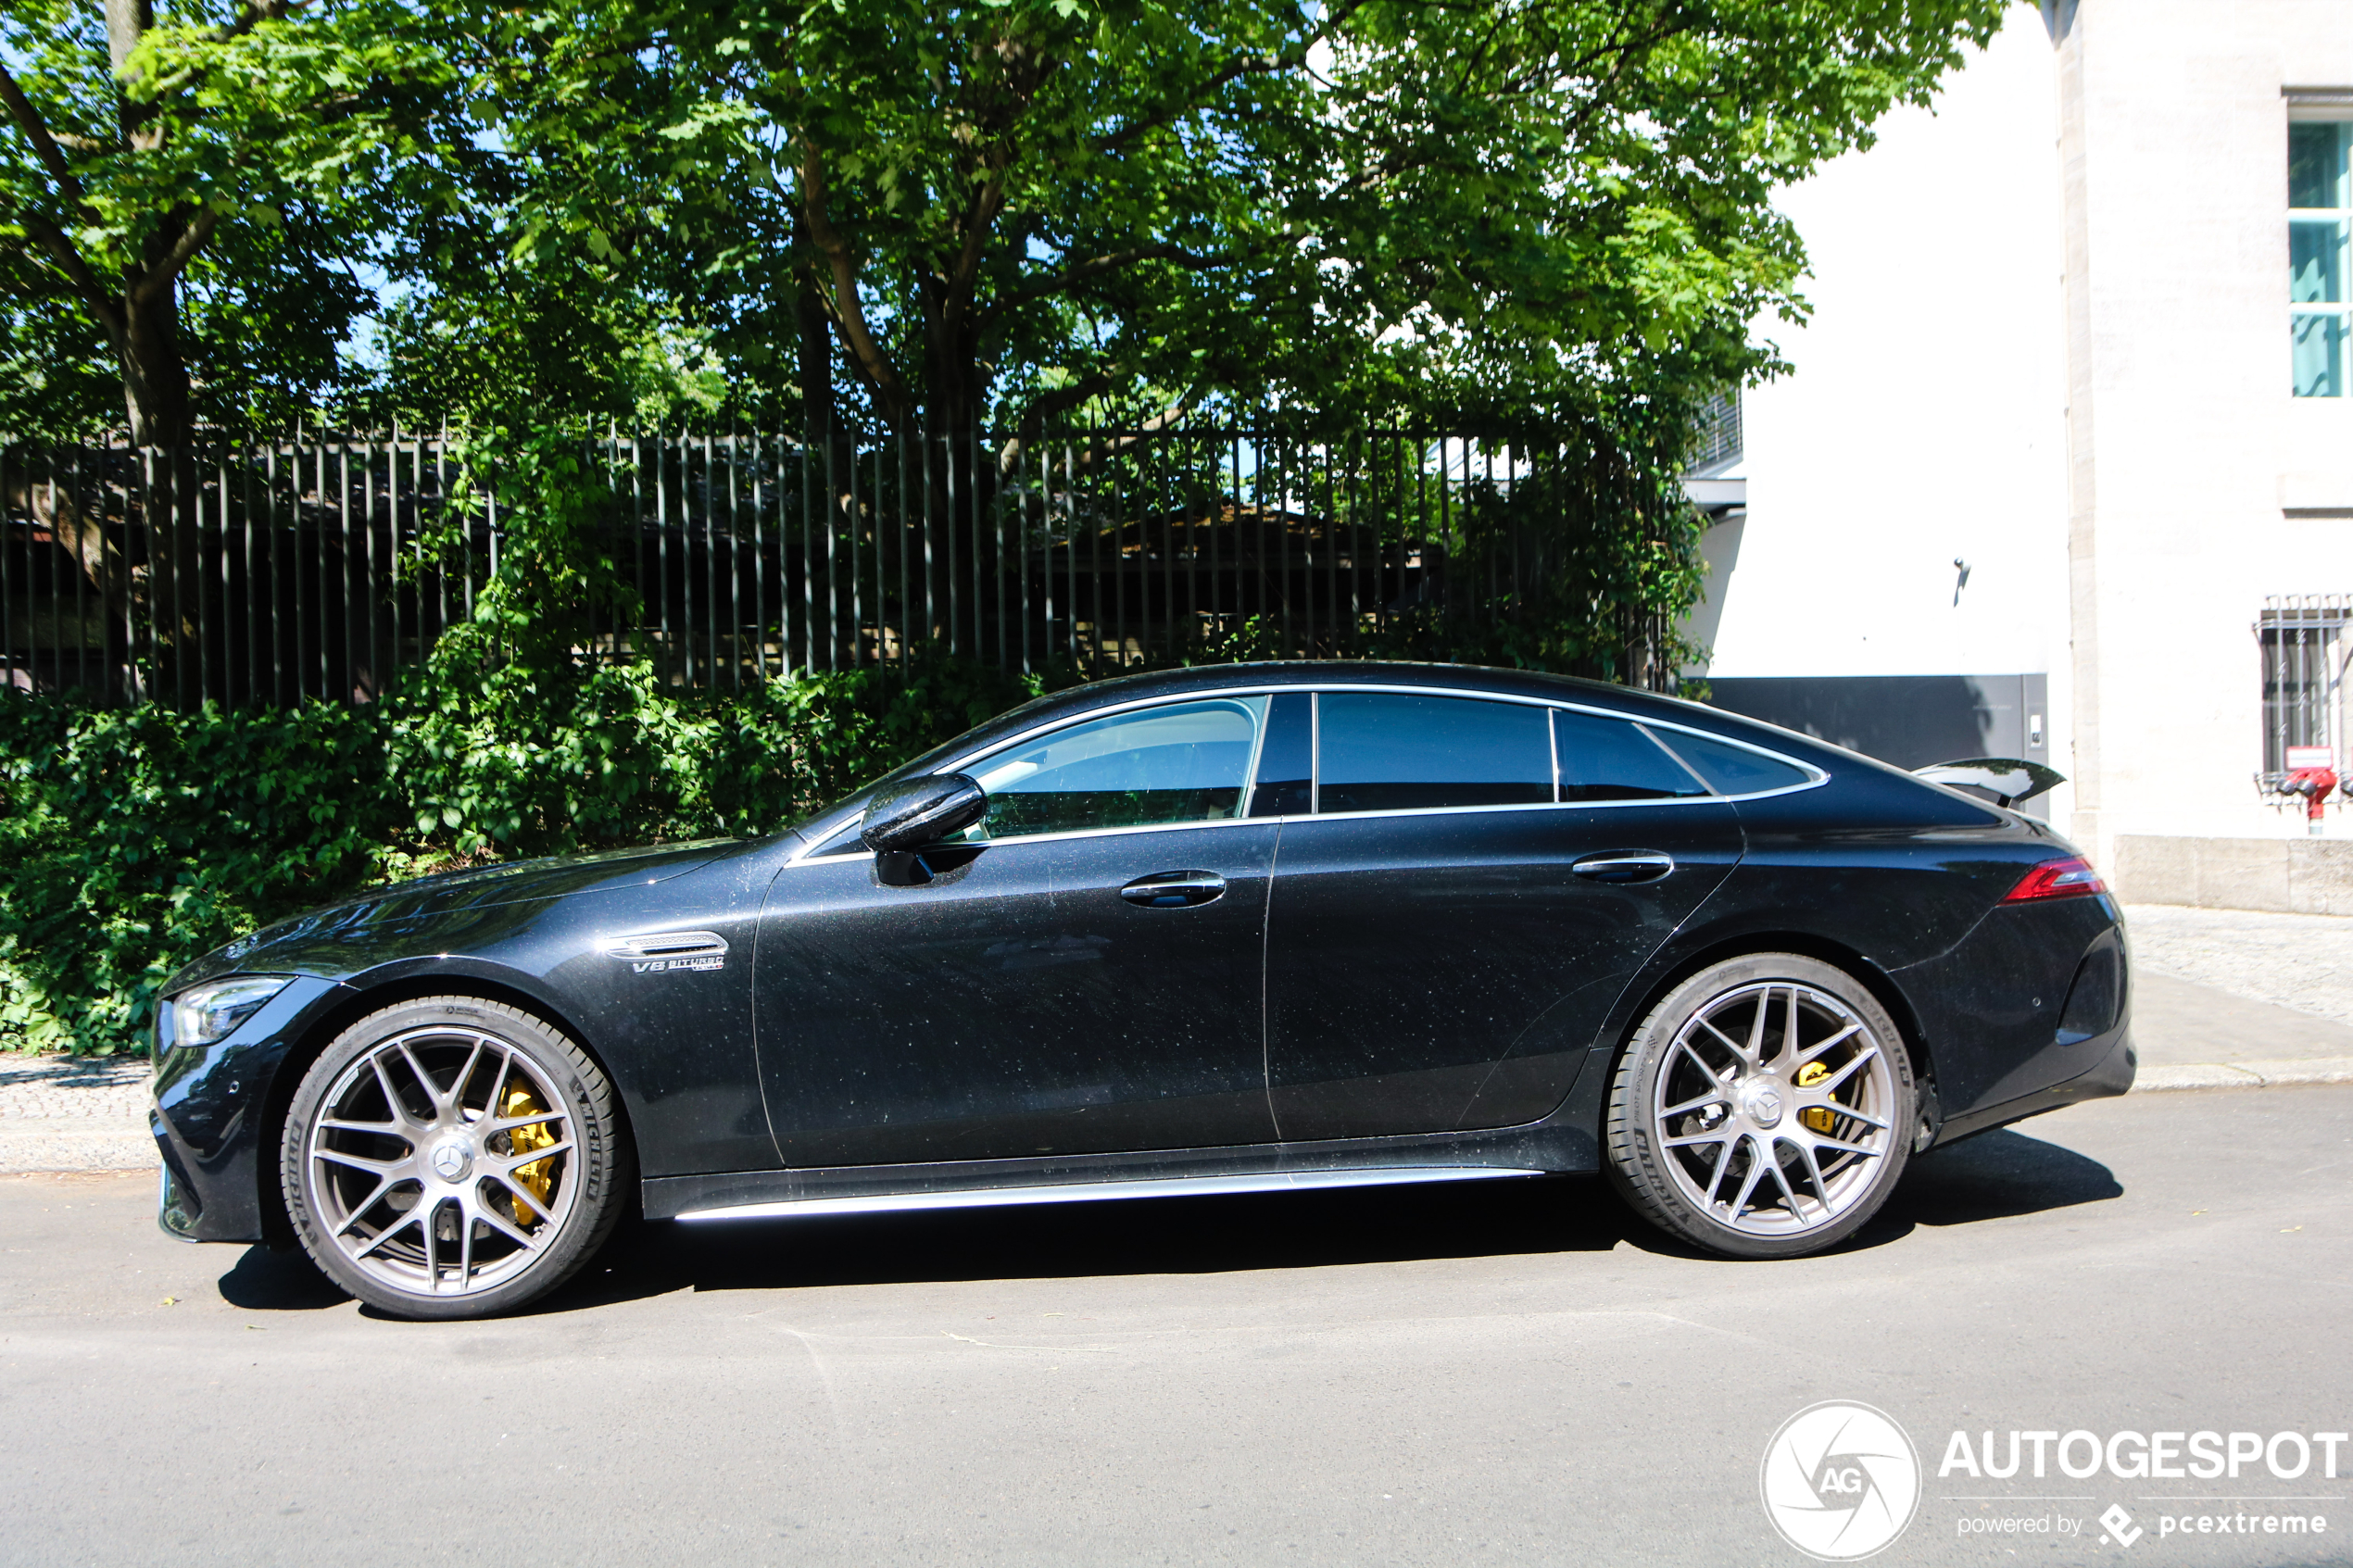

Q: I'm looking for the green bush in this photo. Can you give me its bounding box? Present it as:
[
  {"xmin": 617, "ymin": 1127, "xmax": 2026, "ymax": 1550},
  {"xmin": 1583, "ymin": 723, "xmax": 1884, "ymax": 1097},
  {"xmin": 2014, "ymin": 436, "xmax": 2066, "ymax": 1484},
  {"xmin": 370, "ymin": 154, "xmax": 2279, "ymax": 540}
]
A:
[{"xmin": 0, "ymin": 650, "xmax": 1037, "ymax": 1057}]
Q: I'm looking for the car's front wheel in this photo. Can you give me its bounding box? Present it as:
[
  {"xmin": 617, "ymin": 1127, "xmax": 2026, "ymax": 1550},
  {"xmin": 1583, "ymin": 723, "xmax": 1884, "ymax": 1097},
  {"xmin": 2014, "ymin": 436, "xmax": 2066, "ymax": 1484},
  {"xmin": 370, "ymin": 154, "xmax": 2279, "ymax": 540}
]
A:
[
  {"xmin": 1604, "ymin": 954, "xmax": 1916, "ymax": 1259},
  {"xmin": 281, "ymin": 997, "xmax": 634, "ymax": 1319}
]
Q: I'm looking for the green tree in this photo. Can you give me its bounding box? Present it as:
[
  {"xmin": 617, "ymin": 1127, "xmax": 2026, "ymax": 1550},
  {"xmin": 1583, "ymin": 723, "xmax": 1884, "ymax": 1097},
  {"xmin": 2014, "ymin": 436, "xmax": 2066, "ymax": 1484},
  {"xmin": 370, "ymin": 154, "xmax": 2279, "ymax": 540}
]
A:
[
  {"xmin": 0, "ymin": 0, "xmax": 459, "ymax": 443},
  {"xmin": 448, "ymin": 0, "xmax": 2006, "ymax": 435}
]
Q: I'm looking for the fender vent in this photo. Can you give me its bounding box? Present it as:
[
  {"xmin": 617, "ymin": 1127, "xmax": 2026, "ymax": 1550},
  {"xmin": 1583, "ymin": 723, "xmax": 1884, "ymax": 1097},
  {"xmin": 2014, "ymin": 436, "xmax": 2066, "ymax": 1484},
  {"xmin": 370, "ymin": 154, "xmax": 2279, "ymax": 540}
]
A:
[{"xmin": 604, "ymin": 931, "xmax": 730, "ymax": 960}]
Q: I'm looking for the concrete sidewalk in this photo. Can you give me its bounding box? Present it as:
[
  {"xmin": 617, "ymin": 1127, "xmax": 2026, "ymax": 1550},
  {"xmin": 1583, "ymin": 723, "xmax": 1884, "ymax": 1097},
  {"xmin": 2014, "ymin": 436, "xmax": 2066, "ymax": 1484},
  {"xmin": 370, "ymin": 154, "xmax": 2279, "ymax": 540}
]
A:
[
  {"xmin": 5, "ymin": 901, "xmax": 2344, "ymax": 1173},
  {"xmin": 2122, "ymin": 902, "xmax": 2353, "ymax": 1090}
]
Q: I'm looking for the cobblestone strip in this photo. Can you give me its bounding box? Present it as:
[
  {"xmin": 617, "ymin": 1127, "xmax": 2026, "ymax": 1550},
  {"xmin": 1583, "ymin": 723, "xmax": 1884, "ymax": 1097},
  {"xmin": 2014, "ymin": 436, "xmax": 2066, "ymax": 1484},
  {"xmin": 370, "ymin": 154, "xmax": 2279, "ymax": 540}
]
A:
[{"xmin": 0, "ymin": 1057, "xmax": 157, "ymax": 1173}]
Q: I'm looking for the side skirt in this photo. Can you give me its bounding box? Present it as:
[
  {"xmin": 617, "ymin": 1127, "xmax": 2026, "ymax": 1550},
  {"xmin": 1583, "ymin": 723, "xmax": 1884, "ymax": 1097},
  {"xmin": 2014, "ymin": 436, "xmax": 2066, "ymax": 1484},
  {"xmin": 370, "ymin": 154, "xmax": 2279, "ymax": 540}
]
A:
[
  {"xmin": 643, "ymin": 1123, "xmax": 1594, "ymax": 1223},
  {"xmin": 675, "ymin": 1165, "xmax": 1542, "ymax": 1223}
]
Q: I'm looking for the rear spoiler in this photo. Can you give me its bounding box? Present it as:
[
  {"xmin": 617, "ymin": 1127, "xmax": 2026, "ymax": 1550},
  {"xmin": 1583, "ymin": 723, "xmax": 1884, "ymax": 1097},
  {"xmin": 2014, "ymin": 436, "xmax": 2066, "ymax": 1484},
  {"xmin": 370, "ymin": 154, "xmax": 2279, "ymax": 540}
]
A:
[{"xmin": 1912, "ymin": 758, "xmax": 2066, "ymax": 809}]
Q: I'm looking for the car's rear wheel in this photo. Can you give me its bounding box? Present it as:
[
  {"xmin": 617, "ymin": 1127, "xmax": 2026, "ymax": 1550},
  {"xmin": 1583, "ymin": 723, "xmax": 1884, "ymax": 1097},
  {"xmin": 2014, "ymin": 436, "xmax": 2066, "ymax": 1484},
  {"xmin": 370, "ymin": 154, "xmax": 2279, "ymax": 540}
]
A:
[
  {"xmin": 281, "ymin": 997, "xmax": 633, "ymax": 1320},
  {"xmin": 1605, "ymin": 954, "xmax": 1916, "ymax": 1259}
]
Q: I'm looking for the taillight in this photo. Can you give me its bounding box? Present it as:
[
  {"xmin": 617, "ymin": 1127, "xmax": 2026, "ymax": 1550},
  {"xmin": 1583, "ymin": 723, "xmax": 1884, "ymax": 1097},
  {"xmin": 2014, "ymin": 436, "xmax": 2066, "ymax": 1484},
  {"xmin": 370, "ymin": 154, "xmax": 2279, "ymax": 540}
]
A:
[{"xmin": 2003, "ymin": 856, "xmax": 2107, "ymax": 903}]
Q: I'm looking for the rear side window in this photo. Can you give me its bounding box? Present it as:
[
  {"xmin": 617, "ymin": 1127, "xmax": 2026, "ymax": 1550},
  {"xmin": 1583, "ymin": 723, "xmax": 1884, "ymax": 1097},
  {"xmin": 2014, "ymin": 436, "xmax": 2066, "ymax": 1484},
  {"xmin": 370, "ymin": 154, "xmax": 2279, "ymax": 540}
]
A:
[
  {"xmin": 1316, "ymin": 694, "xmax": 1553, "ymax": 813},
  {"xmin": 1652, "ymin": 729, "xmax": 1813, "ymax": 796},
  {"xmin": 1554, "ymin": 710, "xmax": 1709, "ymax": 802}
]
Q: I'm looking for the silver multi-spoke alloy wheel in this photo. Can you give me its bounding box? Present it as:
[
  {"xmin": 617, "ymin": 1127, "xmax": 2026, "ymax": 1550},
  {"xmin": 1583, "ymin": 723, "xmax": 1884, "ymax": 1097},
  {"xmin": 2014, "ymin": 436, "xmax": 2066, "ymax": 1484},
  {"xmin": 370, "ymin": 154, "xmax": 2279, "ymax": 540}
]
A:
[
  {"xmin": 282, "ymin": 997, "xmax": 632, "ymax": 1319},
  {"xmin": 1605, "ymin": 955, "xmax": 1917, "ymax": 1259}
]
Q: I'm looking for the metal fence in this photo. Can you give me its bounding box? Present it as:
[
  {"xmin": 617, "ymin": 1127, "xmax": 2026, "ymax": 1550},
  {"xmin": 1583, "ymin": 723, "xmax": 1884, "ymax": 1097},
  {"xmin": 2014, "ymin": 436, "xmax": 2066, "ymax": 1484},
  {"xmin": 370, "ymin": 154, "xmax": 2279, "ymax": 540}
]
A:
[{"xmin": 1, "ymin": 424, "xmax": 1683, "ymax": 709}]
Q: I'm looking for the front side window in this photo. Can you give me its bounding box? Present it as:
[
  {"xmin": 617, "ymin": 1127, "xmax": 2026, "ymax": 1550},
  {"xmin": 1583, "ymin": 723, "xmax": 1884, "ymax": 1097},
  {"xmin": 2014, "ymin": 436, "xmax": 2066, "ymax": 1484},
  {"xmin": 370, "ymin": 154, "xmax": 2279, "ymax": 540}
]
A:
[
  {"xmin": 964, "ymin": 697, "xmax": 1266, "ymax": 839},
  {"xmin": 2292, "ymin": 119, "xmax": 2352, "ymax": 396},
  {"xmin": 1315, "ymin": 693, "xmax": 1554, "ymax": 813}
]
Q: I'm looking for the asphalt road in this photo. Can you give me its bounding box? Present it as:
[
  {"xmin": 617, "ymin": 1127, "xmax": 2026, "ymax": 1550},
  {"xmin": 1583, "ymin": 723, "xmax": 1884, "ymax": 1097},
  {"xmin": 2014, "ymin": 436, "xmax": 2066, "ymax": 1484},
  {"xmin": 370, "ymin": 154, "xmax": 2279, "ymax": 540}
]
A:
[{"xmin": 4, "ymin": 1085, "xmax": 2350, "ymax": 1568}]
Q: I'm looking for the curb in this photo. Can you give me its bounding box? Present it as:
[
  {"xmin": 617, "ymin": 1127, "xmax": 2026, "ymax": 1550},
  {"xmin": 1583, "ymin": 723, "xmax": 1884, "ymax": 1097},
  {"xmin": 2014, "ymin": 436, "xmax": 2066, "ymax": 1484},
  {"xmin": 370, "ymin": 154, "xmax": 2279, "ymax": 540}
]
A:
[{"xmin": 2129, "ymin": 1057, "xmax": 2353, "ymax": 1093}]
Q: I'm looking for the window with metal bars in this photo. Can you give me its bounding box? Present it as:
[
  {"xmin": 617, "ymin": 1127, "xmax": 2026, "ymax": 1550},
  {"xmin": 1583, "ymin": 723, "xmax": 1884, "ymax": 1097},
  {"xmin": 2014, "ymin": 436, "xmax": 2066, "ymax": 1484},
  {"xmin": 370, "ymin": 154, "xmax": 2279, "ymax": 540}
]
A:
[{"xmin": 2259, "ymin": 595, "xmax": 2349, "ymax": 777}]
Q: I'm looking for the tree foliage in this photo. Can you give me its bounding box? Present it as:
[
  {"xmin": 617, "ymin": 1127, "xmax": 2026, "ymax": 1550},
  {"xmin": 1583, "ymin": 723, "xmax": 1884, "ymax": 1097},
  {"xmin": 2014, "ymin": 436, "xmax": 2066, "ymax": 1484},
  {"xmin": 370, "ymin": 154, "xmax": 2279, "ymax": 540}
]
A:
[
  {"xmin": 405, "ymin": 0, "xmax": 2007, "ymax": 437},
  {"xmin": 0, "ymin": 0, "xmax": 462, "ymax": 441},
  {"xmin": 0, "ymin": 0, "xmax": 2008, "ymax": 437}
]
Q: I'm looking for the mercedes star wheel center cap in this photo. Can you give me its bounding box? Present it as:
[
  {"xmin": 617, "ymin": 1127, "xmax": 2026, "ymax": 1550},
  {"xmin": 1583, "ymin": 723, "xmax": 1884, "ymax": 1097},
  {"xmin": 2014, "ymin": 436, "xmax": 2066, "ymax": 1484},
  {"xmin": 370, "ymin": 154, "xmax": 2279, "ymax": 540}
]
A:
[
  {"xmin": 431, "ymin": 1141, "xmax": 473, "ymax": 1182},
  {"xmin": 1742, "ymin": 1084, "xmax": 1785, "ymax": 1128}
]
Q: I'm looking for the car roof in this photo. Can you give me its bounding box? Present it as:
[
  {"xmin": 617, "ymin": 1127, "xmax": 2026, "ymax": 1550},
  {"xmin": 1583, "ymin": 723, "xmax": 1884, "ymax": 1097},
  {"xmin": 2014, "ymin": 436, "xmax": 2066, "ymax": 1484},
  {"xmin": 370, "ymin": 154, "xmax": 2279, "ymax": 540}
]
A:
[{"xmin": 889, "ymin": 660, "xmax": 1869, "ymax": 778}]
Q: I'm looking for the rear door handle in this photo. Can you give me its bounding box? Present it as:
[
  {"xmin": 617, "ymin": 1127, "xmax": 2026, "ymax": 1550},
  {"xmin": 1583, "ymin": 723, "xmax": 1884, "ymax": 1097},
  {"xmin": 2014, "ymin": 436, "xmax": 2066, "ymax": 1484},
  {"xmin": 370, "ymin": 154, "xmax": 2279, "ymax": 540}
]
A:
[
  {"xmin": 1120, "ymin": 870, "xmax": 1227, "ymax": 908},
  {"xmin": 1571, "ymin": 852, "xmax": 1675, "ymax": 884}
]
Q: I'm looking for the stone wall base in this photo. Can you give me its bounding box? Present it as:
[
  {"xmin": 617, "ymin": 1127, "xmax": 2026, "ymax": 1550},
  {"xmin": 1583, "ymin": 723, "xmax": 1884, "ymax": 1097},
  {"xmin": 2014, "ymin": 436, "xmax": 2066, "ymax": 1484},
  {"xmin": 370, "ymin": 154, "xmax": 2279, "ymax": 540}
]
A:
[{"xmin": 2112, "ymin": 835, "xmax": 2353, "ymax": 917}]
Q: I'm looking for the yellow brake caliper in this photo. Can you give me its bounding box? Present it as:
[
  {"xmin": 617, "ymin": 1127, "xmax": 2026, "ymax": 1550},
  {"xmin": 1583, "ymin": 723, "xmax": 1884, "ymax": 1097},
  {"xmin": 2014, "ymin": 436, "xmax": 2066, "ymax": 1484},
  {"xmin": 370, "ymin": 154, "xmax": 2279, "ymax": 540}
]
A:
[
  {"xmin": 502, "ymin": 1082, "xmax": 560, "ymax": 1223},
  {"xmin": 1794, "ymin": 1060, "xmax": 1838, "ymax": 1135}
]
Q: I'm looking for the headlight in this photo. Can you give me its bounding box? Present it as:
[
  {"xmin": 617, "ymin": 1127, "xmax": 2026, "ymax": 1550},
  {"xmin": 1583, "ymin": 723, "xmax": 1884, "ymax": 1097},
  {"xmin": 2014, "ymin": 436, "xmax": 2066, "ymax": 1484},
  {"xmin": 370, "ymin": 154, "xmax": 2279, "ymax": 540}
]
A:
[{"xmin": 170, "ymin": 975, "xmax": 294, "ymax": 1047}]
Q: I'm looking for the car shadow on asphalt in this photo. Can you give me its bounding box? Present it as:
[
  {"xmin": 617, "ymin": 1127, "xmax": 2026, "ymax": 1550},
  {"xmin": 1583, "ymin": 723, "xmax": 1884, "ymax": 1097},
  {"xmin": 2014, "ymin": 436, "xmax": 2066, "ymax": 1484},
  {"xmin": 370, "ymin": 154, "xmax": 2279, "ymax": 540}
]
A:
[
  {"xmin": 1859, "ymin": 1126, "xmax": 2124, "ymax": 1247},
  {"xmin": 212, "ymin": 1128, "xmax": 2122, "ymax": 1315}
]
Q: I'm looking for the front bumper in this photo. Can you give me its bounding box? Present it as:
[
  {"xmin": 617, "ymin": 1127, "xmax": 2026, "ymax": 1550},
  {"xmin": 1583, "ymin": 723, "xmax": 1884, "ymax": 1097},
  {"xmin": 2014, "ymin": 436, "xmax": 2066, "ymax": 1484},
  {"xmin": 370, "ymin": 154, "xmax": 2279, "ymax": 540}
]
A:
[{"xmin": 152, "ymin": 975, "xmax": 352, "ymax": 1244}]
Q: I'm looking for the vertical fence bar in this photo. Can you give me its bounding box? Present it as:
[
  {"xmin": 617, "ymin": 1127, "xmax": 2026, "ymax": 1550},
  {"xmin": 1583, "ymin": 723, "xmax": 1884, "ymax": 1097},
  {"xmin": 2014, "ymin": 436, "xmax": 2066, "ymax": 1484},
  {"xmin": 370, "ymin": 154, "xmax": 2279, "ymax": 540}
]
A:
[
  {"xmin": 989, "ymin": 431, "xmax": 1001, "ymax": 671},
  {"xmin": 333, "ymin": 437, "xmax": 352, "ymax": 701},
  {"xmin": 1347, "ymin": 433, "xmax": 1363, "ymax": 645},
  {"xmin": 1020, "ymin": 436, "xmax": 1034, "ymax": 677},
  {"xmin": 727, "ymin": 429, "xmax": 744, "ymax": 688},
  {"xmin": 942, "ymin": 423, "xmax": 958, "ymax": 658},
  {"xmin": 823, "ymin": 425, "xmax": 841, "ymax": 671},
  {"xmin": 654, "ymin": 429, "xmax": 672, "ymax": 686},
  {"xmin": 856, "ymin": 434, "xmax": 868, "ymax": 671},
  {"xmin": 1078, "ymin": 436, "xmax": 1092, "ymax": 671},
  {"xmin": 749, "ymin": 427, "xmax": 766, "ymax": 683},
  {"xmin": 1177, "ymin": 436, "xmax": 1192, "ymax": 660},
  {"xmin": 1292, "ymin": 436, "xmax": 1309, "ymax": 657},
  {"xmin": 242, "ymin": 440, "xmax": 258, "ymax": 704},
  {"xmin": 312, "ymin": 431, "xmax": 330, "ymax": 699},
  {"xmin": 140, "ymin": 446, "xmax": 159, "ymax": 706},
  {"xmin": 895, "ymin": 424, "xmax": 911, "ymax": 672},
  {"xmin": 1, "ymin": 446, "xmax": 13, "ymax": 698},
  {"xmin": 1320, "ymin": 437, "xmax": 1336, "ymax": 657},
  {"xmin": 70, "ymin": 445, "xmax": 89, "ymax": 695},
  {"xmin": 699, "ymin": 430, "xmax": 716, "ymax": 687},
  {"xmin": 796, "ymin": 430, "xmax": 812, "ymax": 672}
]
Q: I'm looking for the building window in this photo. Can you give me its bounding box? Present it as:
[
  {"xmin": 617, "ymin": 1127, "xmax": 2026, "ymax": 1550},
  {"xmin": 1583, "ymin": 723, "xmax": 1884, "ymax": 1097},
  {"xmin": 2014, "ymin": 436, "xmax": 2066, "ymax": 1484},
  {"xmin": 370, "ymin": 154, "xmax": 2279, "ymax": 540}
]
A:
[
  {"xmin": 1687, "ymin": 388, "xmax": 1742, "ymax": 473},
  {"xmin": 2291, "ymin": 120, "xmax": 2352, "ymax": 396},
  {"xmin": 2259, "ymin": 596, "xmax": 2348, "ymax": 777}
]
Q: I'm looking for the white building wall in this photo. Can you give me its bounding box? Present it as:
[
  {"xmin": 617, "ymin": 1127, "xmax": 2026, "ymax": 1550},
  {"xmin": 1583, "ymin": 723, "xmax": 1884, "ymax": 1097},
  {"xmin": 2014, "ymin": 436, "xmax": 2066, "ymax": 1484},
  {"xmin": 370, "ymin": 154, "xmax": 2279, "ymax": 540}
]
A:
[
  {"xmin": 1695, "ymin": 13, "xmax": 2075, "ymax": 824},
  {"xmin": 1692, "ymin": 1, "xmax": 2353, "ymax": 869},
  {"xmin": 2061, "ymin": 0, "xmax": 2353, "ymax": 865}
]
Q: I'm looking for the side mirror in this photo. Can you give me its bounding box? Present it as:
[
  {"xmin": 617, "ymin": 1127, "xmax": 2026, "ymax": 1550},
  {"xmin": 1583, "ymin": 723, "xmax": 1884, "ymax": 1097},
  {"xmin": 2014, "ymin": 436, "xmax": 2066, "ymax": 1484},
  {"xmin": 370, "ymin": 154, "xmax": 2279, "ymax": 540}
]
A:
[{"xmin": 860, "ymin": 773, "xmax": 988, "ymax": 853}]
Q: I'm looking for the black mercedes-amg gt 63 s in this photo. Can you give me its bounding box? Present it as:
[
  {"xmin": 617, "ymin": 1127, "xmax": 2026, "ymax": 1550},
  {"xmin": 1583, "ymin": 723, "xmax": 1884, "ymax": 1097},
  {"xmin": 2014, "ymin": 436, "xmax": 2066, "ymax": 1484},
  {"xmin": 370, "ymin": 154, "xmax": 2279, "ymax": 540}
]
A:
[{"xmin": 150, "ymin": 661, "xmax": 2132, "ymax": 1319}]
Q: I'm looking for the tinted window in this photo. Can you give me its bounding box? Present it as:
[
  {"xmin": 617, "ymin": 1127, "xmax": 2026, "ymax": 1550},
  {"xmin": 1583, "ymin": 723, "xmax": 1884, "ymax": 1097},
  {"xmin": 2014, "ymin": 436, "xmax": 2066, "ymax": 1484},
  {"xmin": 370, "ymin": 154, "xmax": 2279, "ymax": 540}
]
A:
[
  {"xmin": 1554, "ymin": 710, "xmax": 1708, "ymax": 802},
  {"xmin": 1652, "ymin": 729, "xmax": 1812, "ymax": 796},
  {"xmin": 1316, "ymin": 694, "xmax": 1553, "ymax": 813},
  {"xmin": 1250, "ymin": 692, "xmax": 1313, "ymax": 816},
  {"xmin": 965, "ymin": 698, "xmax": 1265, "ymax": 839}
]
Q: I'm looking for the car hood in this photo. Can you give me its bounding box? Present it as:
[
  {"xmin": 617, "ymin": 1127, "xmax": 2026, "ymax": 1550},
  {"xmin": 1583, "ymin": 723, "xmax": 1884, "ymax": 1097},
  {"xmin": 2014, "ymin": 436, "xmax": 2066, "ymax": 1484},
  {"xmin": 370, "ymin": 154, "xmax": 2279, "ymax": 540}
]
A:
[{"xmin": 163, "ymin": 837, "xmax": 751, "ymax": 995}]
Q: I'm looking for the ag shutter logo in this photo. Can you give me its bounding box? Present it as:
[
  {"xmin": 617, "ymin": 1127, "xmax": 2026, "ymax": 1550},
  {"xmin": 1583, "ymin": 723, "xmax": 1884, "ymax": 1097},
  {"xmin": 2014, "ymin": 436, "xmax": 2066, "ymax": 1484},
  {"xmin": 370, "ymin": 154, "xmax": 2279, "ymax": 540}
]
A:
[{"xmin": 1761, "ymin": 1401, "xmax": 1923, "ymax": 1561}]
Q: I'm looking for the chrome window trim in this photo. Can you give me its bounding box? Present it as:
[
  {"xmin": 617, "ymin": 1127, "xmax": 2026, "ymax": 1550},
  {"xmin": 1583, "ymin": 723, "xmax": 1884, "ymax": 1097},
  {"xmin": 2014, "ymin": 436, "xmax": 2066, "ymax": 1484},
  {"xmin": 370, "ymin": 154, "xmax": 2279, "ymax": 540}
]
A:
[{"xmin": 782, "ymin": 681, "xmax": 1826, "ymax": 864}]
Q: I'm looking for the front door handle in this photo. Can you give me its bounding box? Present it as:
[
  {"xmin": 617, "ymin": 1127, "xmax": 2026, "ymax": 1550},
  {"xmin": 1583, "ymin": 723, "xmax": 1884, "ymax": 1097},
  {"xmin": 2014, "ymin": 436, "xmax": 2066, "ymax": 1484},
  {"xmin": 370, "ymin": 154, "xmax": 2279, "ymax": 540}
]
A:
[
  {"xmin": 1571, "ymin": 851, "xmax": 1675, "ymax": 884},
  {"xmin": 1120, "ymin": 870, "xmax": 1227, "ymax": 908}
]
